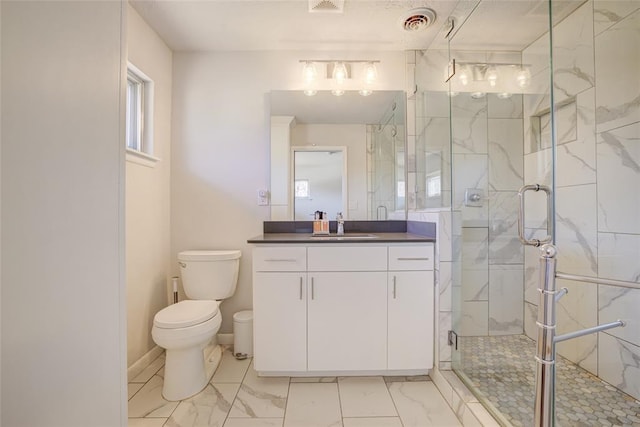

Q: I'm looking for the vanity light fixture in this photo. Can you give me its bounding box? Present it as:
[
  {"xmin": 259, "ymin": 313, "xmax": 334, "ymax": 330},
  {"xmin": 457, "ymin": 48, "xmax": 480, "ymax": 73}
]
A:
[
  {"xmin": 302, "ymin": 61, "xmax": 318, "ymax": 84},
  {"xmin": 299, "ymin": 59, "xmax": 381, "ymax": 97},
  {"xmin": 486, "ymin": 66, "xmax": 498, "ymax": 87},
  {"xmin": 516, "ymin": 67, "xmax": 531, "ymax": 88},
  {"xmin": 445, "ymin": 61, "xmax": 532, "ymax": 91}
]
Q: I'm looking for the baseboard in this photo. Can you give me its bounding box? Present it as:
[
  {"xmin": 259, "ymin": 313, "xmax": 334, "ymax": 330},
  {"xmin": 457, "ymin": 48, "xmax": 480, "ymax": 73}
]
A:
[
  {"xmin": 217, "ymin": 333, "xmax": 234, "ymax": 346},
  {"xmin": 127, "ymin": 346, "xmax": 163, "ymax": 381}
]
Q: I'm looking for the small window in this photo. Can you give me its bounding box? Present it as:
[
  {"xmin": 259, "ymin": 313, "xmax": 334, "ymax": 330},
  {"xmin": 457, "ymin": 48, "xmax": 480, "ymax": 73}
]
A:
[
  {"xmin": 295, "ymin": 180, "xmax": 310, "ymax": 198},
  {"xmin": 126, "ymin": 63, "xmax": 157, "ymax": 165},
  {"xmin": 126, "ymin": 71, "xmax": 144, "ymax": 151},
  {"xmin": 427, "ymin": 175, "xmax": 441, "ymax": 197}
]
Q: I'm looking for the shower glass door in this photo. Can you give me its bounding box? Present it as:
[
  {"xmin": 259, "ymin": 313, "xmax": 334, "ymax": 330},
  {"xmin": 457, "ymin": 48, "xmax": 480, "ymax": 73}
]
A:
[
  {"xmin": 448, "ymin": 0, "xmax": 556, "ymax": 425},
  {"xmin": 448, "ymin": 0, "xmax": 640, "ymax": 425}
]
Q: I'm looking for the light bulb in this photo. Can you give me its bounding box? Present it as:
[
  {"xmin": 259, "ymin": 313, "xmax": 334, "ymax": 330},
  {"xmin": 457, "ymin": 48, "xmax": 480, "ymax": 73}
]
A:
[
  {"xmin": 302, "ymin": 61, "xmax": 317, "ymax": 85},
  {"xmin": 448, "ymin": 91, "xmax": 459, "ymax": 97},
  {"xmin": 359, "ymin": 88, "xmax": 373, "ymax": 96},
  {"xmin": 332, "ymin": 62, "xmax": 348, "ymax": 85},
  {"xmin": 331, "ymin": 88, "xmax": 345, "ymax": 96},
  {"xmin": 486, "ymin": 66, "xmax": 498, "ymax": 87},
  {"xmin": 458, "ymin": 66, "xmax": 470, "ymax": 86},
  {"xmin": 363, "ymin": 62, "xmax": 377, "ymax": 85},
  {"xmin": 516, "ymin": 67, "xmax": 531, "ymax": 88},
  {"xmin": 497, "ymin": 92, "xmax": 512, "ymax": 99},
  {"xmin": 304, "ymin": 89, "xmax": 317, "ymax": 96}
]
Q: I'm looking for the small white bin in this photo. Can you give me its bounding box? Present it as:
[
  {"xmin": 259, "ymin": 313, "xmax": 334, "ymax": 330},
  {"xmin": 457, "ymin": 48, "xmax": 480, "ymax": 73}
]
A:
[{"xmin": 233, "ymin": 310, "xmax": 253, "ymax": 358}]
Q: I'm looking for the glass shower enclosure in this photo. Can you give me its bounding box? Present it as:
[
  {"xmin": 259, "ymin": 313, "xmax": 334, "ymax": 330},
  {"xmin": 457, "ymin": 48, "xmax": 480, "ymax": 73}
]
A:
[{"xmin": 416, "ymin": 0, "xmax": 640, "ymax": 425}]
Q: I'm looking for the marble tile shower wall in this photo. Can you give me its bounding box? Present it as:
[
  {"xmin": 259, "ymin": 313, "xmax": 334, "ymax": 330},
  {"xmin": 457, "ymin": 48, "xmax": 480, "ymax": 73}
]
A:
[{"xmin": 522, "ymin": 1, "xmax": 640, "ymax": 401}]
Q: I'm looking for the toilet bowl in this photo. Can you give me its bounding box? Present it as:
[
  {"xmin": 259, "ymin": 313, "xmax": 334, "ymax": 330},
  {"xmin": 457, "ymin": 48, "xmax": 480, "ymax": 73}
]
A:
[{"xmin": 152, "ymin": 300, "xmax": 222, "ymax": 401}]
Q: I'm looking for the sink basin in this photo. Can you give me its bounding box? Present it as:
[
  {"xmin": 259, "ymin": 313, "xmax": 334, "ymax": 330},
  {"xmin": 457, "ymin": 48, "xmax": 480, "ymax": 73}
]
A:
[{"xmin": 310, "ymin": 234, "xmax": 379, "ymax": 240}]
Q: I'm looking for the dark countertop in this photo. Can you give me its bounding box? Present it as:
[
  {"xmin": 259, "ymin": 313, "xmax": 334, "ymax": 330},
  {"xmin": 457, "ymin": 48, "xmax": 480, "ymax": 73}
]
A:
[{"xmin": 247, "ymin": 232, "xmax": 435, "ymax": 244}]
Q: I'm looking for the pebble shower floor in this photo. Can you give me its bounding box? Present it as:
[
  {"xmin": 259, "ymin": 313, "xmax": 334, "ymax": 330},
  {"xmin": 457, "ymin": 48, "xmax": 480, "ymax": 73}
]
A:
[{"xmin": 459, "ymin": 335, "xmax": 640, "ymax": 426}]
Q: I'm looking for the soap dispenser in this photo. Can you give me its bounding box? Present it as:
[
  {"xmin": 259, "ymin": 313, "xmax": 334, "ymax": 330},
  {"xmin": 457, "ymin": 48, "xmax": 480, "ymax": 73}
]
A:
[{"xmin": 337, "ymin": 212, "xmax": 344, "ymax": 235}]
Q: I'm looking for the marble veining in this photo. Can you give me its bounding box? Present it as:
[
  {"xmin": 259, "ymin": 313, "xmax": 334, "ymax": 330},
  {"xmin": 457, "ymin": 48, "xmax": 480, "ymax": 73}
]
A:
[{"xmin": 129, "ymin": 348, "xmax": 467, "ymax": 426}]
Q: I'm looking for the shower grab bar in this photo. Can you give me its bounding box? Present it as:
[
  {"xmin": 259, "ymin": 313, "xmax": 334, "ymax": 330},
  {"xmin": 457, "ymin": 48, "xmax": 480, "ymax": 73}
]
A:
[
  {"xmin": 556, "ymin": 272, "xmax": 640, "ymax": 290},
  {"xmin": 517, "ymin": 184, "xmax": 553, "ymax": 247},
  {"xmin": 554, "ymin": 320, "xmax": 625, "ymax": 343}
]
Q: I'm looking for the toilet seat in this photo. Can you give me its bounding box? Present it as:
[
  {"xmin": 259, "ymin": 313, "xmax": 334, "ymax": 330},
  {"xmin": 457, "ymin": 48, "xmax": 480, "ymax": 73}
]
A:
[{"xmin": 154, "ymin": 300, "xmax": 219, "ymax": 329}]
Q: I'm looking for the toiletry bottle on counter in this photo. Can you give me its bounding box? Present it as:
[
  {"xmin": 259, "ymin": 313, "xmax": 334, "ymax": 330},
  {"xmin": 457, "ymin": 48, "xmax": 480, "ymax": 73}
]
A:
[{"xmin": 337, "ymin": 212, "xmax": 344, "ymax": 235}]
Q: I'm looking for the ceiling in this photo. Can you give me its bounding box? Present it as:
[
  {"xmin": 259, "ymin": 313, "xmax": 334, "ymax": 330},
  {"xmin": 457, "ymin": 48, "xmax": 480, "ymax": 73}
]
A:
[
  {"xmin": 131, "ymin": 0, "xmax": 584, "ymax": 53},
  {"xmin": 130, "ymin": 0, "xmax": 461, "ymax": 52}
]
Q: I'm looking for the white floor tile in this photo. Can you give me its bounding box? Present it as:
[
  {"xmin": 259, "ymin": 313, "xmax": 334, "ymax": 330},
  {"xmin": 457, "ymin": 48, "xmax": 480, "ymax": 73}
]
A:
[
  {"xmin": 223, "ymin": 418, "xmax": 283, "ymax": 427},
  {"xmin": 388, "ymin": 381, "xmax": 461, "ymax": 427},
  {"xmin": 128, "ymin": 375, "xmax": 179, "ymax": 418},
  {"xmin": 342, "ymin": 417, "xmax": 402, "ymax": 427},
  {"xmin": 284, "ymin": 383, "xmax": 342, "ymax": 427},
  {"xmin": 166, "ymin": 383, "xmax": 240, "ymax": 427},
  {"xmin": 128, "ymin": 418, "xmax": 168, "ymax": 427},
  {"xmin": 338, "ymin": 377, "xmax": 397, "ymax": 417},
  {"xmin": 212, "ymin": 349, "xmax": 252, "ymax": 384},
  {"xmin": 131, "ymin": 355, "xmax": 166, "ymax": 383},
  {"xmin": 129, "ymin": 383, "xmax": 144, "ymax": 400},
  {"xmin": 290, "ymin": 377, "xmax": 337, "ymax": 383},
  {"xmin": 228, "ymin": 363, "xmax": 289, "ymax": 418}
]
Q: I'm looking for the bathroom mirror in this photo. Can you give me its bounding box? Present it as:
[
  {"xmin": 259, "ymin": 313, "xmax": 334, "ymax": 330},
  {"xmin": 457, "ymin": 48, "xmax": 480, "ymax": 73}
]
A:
[{"xmin": 269, "ymin": 90, "xmax": 406, "ymax": 221}]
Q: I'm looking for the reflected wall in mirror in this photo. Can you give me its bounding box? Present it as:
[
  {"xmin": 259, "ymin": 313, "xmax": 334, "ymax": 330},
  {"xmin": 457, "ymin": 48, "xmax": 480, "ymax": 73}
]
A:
[{"xmin": 270, "ymin": 90, "xmax": 406, "ymax": 221}]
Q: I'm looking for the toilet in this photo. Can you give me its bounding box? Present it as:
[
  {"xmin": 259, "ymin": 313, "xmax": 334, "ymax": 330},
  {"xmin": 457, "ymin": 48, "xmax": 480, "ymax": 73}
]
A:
[{"xmin": 152, "ymin": 249, "xmax": 241, "ymax": 401}]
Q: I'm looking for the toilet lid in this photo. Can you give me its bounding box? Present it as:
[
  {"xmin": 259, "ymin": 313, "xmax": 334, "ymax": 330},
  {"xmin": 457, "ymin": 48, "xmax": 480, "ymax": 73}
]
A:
[{"xmin": 154, "ymin": 300, "xmax": 219, "ymax": 329}]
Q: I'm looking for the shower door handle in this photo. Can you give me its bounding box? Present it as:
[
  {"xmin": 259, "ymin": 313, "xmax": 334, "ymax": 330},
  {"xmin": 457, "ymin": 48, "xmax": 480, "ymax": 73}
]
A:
[{"xmin": 517, "ymin": 184, "xmax": 552, "ymax": 247}]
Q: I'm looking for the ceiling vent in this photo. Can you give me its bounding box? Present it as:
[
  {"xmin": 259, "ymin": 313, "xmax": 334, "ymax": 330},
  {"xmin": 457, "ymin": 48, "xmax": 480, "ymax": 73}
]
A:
[
  {"xmin": 401, "ymin": 7, "xmax": 437, "ymax": 32},
  {"xmin": 309, "ymin": 0, "xmax": 345, "ymax": 13}
]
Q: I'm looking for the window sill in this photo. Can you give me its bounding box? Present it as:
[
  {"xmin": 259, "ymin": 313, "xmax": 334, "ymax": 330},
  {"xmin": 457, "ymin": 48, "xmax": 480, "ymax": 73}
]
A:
[{"xmin": 126, "ymin": 148, "xmax": 161, "ymax": 168}]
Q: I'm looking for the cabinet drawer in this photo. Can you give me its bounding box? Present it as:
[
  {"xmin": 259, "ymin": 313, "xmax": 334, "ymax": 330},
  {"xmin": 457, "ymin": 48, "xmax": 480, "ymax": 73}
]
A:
[
  {"xmin": 308, "ymin": 246, "xmax": 387, "ymax": 271},
  {"xmin": 388, "ymin": 245, "xmax": 434, "ymax": 271},
  {"xmin": 253, "ymin": 246, "xmax": 306, "ymax": 271}
]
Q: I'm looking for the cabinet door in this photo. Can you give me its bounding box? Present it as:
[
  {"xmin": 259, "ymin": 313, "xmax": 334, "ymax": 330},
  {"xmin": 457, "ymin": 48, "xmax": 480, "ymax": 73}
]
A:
[
  {"xmin": 253, "ymin": 272, "xmax": 307, "ymax": 372},
  {"xmin": 307, "ymin": 272, "xmax": 387, "ymax": 371},
  {"xmin": 388, "ymin": 271, "xmax": 434, "ymax": 370}
]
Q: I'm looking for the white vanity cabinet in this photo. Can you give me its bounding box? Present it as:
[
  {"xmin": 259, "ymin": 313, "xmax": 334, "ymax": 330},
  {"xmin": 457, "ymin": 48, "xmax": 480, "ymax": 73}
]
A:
[
  {"xmin": 252, "ymin": 242, "xmax": 434, "ymax": 375},
  {"xmin": 387, "ymin": 245, "xmax": 435, "ymax": 370},
  {"xmin": 252, "ymin": 246, "xmax": 307, "ymax": 372}
]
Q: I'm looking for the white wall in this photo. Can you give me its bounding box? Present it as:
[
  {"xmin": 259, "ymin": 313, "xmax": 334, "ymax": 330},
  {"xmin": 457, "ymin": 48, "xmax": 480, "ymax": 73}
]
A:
[
  {"xmin": 292, "ymin": 124, "xmax": 367, "ymax": 220},
  {"xmin": 1, "ymin": 1, "xmax": 126, "ymax": 425},
  {"xmin": 171, "ymin": 51, "xmax": 405, "ymax": 332},
  {"xmin": 126, "ymin": 4, "xmax": 173, "ymax": 368}
]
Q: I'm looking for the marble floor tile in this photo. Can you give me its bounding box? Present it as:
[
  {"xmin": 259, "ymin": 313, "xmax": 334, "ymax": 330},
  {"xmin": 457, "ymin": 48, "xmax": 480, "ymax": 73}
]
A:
[
  {"xmin": 342, "ymin": 417, "xmax": 402, "ymax": 427},
  {"xmin": 131, "ymin": 354, "xmax": 166, "ymax": 383},
  {"xmin": 211, "ymin": 348, "xmax": 251, "ymax": 384},
  {"xmin": 290, "ymin": 377, "xmax": 337, "ymax": 383},
  {"xmin": 388, "ymin": 381, "xmax": 461, "ymax": 427},
  {"xmin": 284, "ymin": 383, "xmax": 342, "ymax": 427},
  {"xmin": 128, "ymin": 418, "xmax": 168, "ymax": 427},
  {"xmin": 223, "ymin": 418, "xmax": 283, "ymax": 427},
  {"xmin": 128, "ymin": 375, "xmax": 179, "ymax": 418},
  {"xmin": 228, "ymin": 363, "xmax": 289, "ymax": 418},
  {"xmin": 165, "ymin": 383, "xmax": 240, "ymax": 427},
  {"xmin": 337, "ymin": 377, "xmax": 397, "ymax": 417},
  {"xmin": 129, "ymin": 383, "xmax": 144, "ymax": 400}
]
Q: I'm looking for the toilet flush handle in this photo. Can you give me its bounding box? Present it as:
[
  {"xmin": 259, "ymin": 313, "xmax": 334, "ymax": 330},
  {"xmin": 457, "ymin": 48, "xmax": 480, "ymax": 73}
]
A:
[{"xmin": 178, "ymin": 261, "xmax": 187, "ymax": 268}]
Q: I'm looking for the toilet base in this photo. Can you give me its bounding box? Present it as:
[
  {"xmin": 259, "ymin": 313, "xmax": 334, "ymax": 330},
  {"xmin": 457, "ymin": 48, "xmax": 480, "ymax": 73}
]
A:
[{"xmin": 162, "ymin": 343, "xmax": 222, "ymax": 401}]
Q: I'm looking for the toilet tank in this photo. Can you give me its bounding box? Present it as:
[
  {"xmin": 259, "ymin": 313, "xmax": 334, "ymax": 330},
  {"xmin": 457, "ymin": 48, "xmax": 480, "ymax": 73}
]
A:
[{"xmin": 178, "ymin": 250, "xmax": 241, "ymax": 300}]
